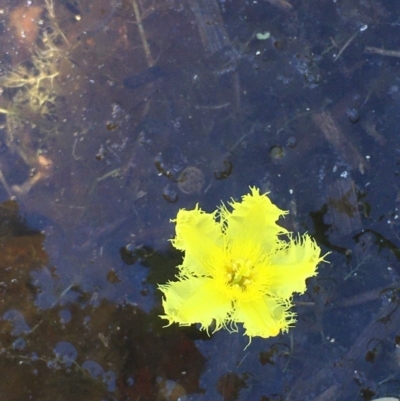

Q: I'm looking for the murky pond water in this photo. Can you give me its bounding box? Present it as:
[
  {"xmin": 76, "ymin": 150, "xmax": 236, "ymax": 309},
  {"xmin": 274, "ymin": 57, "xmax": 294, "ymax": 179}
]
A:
[{"xmin": 0, "ymin": 0, "xmax": 399, "ymax": 400}]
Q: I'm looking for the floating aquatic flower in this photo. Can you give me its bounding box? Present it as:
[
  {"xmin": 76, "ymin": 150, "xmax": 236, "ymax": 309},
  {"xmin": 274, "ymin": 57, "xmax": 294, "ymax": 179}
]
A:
[{"xmin": 159, "ymin": 187, "xmax": 326, "ymax": 340}]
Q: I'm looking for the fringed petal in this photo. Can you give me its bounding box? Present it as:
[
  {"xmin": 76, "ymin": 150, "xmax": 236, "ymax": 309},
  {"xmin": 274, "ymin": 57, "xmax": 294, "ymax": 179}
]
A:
[
  {"xmin": 159, "ymin": 277, "xmax": 231, "ymax": 331},
  {"xmin": 172, "ymin": 206, "xmax": 223, "ymax": 276},
  {"xmin": 233, "ymin": 296, "xmax": 295, "ymax": 339},
  {"xmin": 268, "ymin": 235, "xmax": 323, "ymax": 299},
  {"xmin": 223, "ymin": 187, "xmax": 288, "ymax": 254}
]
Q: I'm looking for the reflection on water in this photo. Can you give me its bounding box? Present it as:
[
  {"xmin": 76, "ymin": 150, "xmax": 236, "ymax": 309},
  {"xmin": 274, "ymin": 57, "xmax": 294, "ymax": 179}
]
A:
[
  {"xmin": 0, "ymin": 200, "xmax": 205, "ymax": 400},
  {"xmin": 0, "ymin": 0, "xmax": 399, "ymax": 400}
]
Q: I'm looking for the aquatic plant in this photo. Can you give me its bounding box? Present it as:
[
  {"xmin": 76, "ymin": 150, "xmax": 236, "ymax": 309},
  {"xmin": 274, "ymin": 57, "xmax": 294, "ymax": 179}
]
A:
[
  {"xmin": 159, "ymin": 187, "xmax": 327, "ymax": 340},
  {"xmin": 0, "ymin": 1, "xmax": 69, "ymax": 195}
]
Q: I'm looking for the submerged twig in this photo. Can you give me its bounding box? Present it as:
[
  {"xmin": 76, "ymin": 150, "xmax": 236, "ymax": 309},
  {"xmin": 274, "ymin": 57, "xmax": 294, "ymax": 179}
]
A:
[
  {"xmin": 365, "ymin": 46, "xmax": 400, "ymax": 57},
  {"xmin": 333, "ymin": 31, "xmax": 358, "ymax": 62},
  {"xmin": 312, "ymin": 111, "xmax": 367, "ymax": 173},
  {"xmin": 264, "ymin": 0, "xmax": 292, "ymax": 10},
  {"xmin": 131, "ymin": 0, "xmax": 154, "ymax": 67},
  {"xmin": 0, "ymin": 169, "xmax": 13, "ymax": 198}
]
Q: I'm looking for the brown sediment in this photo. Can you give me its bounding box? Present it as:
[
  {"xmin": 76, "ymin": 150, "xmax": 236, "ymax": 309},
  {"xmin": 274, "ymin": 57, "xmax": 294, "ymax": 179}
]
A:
[{"xmin": 8, "ymin": 5, "xmax": 43, "ymax": 49}]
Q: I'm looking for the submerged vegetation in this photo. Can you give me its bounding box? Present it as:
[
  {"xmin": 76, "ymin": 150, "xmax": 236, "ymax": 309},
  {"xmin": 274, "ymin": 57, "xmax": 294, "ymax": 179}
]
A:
[{"xmin": 0, "ymin": 0, "xmax": 68, "ymax": 194}]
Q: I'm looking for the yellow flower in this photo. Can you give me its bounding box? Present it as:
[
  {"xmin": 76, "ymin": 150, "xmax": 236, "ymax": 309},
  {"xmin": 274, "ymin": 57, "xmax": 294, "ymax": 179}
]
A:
[{"xmin": 159, "ymin": 187, "xmax": 326, "ymax": 340}]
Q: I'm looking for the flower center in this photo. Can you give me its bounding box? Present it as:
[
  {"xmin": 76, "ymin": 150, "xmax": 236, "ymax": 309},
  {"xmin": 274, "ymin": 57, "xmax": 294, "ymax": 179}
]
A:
[{"xmin": 226, "ymin": 258, "xmax": 253, "ymax": 289}]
